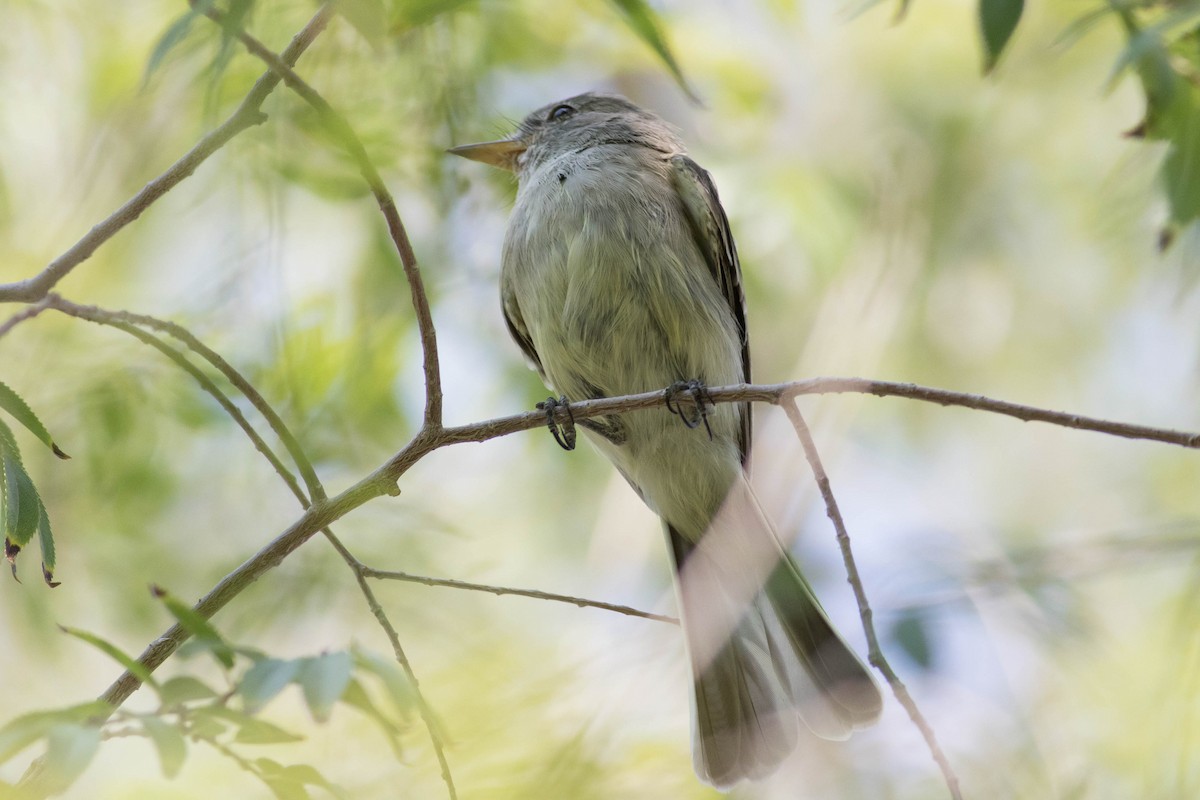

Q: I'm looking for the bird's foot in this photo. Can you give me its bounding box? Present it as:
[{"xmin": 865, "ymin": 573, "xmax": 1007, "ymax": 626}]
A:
[
  {"xmin": 664, "ymin": 380, "xmax": 714, "ymax": 440},
  {"xmin": 535, "ymin": 395, "xmax": 577, "ymax": 451}
]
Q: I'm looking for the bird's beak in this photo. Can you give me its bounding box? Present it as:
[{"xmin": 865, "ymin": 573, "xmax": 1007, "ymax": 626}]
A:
[{"xmin": 447, "ymin": 137, "xmax": 527, "ymax": 172}]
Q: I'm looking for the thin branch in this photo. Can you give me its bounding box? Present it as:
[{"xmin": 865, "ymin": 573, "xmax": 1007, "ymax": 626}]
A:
[
  {"xmin": 0, "ymin": 297, "xmax": 52, "ymax": 339},
  {"xmin": 44, "ymin": 294, "xmax": 324, "ymax": 501},
  {"xmin": 422, "ymin": 379, "xmax": 1200, "ymax": 452},
  {"xmin": 0, "ymin": 5, "xmax": 334, "ymax": 305},
  {"xmin": 192, "ymin": 1, "xmax": 443, "ymax": 428},
  {"xmin": 45, "ymin": 299, "xmax": 307, "ymax": 504},
  {"xmin": 320, "ymin": 531, "xmax": 458, "ymax": 799},
  {"xmin": 783, "ymin": 401, "xmax": 963, "ymax": 800},
  {"xmin": 41, "ymin": 294, "xmax": 459, "ymax": 797},
  {"xmin": 362, "ymin": 566, "xmax": 679, "ymax": 624},
  {"xmin": 29, "ymin": 375, "xmax": 1199, "ymax": 713},
  {"xmin": 19, "ymin": 366, "xmax": 1193, "ymax": 793}
]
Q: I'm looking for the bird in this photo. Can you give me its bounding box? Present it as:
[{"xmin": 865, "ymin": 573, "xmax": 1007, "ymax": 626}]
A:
[{"xmin": 450, "ymin": 92, "xmax": 881, "ymax": 788}]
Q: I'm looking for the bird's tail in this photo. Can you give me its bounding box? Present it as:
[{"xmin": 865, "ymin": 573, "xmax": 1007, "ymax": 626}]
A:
[{"xmin": 666, "ymin": 476, "xmax": 881, "ymax": 788}]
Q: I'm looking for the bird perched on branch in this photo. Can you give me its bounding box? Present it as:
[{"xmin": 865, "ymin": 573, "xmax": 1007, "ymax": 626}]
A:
[{"xmin": 451, "ymin": 92, "xmax": 881, "ymax": 788}]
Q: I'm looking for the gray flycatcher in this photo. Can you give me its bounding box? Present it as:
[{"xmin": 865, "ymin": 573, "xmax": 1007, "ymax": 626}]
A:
[{"xmin": 451, "ymin": 92, "xmax": 881, "ymax": 788}]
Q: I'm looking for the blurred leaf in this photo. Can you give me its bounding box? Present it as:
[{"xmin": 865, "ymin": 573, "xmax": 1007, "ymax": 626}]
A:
[
  {"xmin": 337, "ymin": 0, "xmax": 388, "ymax": 50},
  {"xmin": 352, "ymin": 647, "xmax": 414, "ymax": 720},
  {"xmin": 255, "ymin": 758, "xmax": 312, "ymax": 800},
  {"xmin": 152, "ymin": 585, "xmax": 236, "ymax": 669},
  {"xmin": 159, "ymin": 676, "xmax": 219, "ymax": 707},
  {"xmin": 0, "ymin": 379, "xmax": 68, "ymax": 458},
  {"xmin": 238, "ymin": 658, "xmax": 301, "ymax": 714},
  {"xmin": 41, "ymin": 724, "xmax": 102, "ymax": 792},
  {"xmin": 234, "ymin": 717, "xmax": 306, "ymax": 745},
  {"xmin": 255, "ymin": 759, "xmax": 347, "ymax": 800},
  {"xmin": 193, "ymin": 706, "xmax": 304, "ymax": 744},
  {"xmin": 1160, "ymin": 85, "xmax": 1200, "ymax": 227},
  {"xmin": 207, "ymin": 0, "xmax": 256, "ymax": 89},
  {"xmin": 185, "ymin": 710, "xmax": 227, "ymax": 740},
  {"xmin": 390, "ymin": 0, "xmax": 476, "ymax": 30},
  {"xmin": 144, "ymin": 9, "xmax": 202, "ymax": 83},
  {"xmin": 605, "ymin": 0, "xmax": 696, "ymax": 100},
  {"xmin": 296, "ymin": 651, "xmax": 352, "ymax": 723},
  {"xmin": 1115, "ymin": 11, "xmax": 1200, "ymax": 233},
  {"xmin": 979, "ymin": 0, "xmax": 1023, "ymax": 73},
  {"xmin": 892, "ymin": 611, "xmax": 934, "ymax": 670},
  {"xmin": 339, "ymin": 679, "xmax": 403, "ymax": 757},
  {"xmin": 0, "ymin": 702, "xmax": 110, "ymax": 765},
  {"xmin": 59, "ymin": 626, "xmax": 158, "ymax": 690},
  {"xmin": 141, "ymin": 716, "xmax": 187, "ymax": 779}
]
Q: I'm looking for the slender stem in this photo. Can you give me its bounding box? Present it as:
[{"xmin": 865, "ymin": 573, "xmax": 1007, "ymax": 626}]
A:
[
  {"xmin": 783, "ymin": 401, "xmax": 963, "ymax": 800},
  {"xmin": 44, "ymin": 295, "xmax": 324, "ymax": 501},
  {"xmin": 0, "ymin": 5, "xmax": 333, "ymax": 305},
  {"xmin": 321, "ymin": 532, "xmax": 458, "ymax": 800},
  {"xmin": 0, "ymin": 297, "xmax": 52, "ymax": 339},
  {"xmin": 362, "ymin": 566, "xmax": 678, "ymax": 624},
  {"xmin": 192, "ymin": 2, "xmax": 443, "ymax": 429}
]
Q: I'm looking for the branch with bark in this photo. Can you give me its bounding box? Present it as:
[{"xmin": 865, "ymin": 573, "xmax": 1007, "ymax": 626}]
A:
[{"xmin": 3, "ymin": 4, "xmax": 1198, "ymax": 799}]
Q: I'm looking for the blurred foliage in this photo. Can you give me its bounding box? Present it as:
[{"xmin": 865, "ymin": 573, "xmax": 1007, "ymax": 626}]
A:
[{"xmin": 0, "ymin": 0, "xmax": 1199, "ymax": 798}]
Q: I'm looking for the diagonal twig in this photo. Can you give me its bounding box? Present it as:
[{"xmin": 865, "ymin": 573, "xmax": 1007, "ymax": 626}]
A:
[
  {"xmin": 0, "ymin": 5, "xmax": 334, "ymax": 305},
  {"xmin": 191, "ymin": 1, "xmax": 443, "ymax": 428},
  {"xmin": 783, "ymin": 400, "xmax": 963, "ymax": 800}
]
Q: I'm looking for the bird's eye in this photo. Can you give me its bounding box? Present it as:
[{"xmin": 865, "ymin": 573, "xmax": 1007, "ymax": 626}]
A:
[{"xmin": 548, "ymin": 104, "xmax": 575, "ymax": 122}]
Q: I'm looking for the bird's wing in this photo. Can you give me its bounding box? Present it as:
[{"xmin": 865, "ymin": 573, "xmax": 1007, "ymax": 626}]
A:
[
  {"xmin": 501, "ymin": 288, "xmax": 547, "ymax": 382},
  {"xmin": 670, "ymin": 154, "xmax": 751, "ymax": 463}
]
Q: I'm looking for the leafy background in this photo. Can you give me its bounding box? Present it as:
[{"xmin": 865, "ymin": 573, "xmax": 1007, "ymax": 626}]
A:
[{"xmin": 1, "ymin": 0, "xmax": 1199, "ymax": 798}]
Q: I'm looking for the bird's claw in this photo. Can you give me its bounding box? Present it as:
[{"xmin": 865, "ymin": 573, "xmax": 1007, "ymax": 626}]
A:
[
  {"xmin": 535, "ymin": 395, "xmax": 577, "ymax": 451},
  {"xmin": 664, "ymin": 380, "xmax": 714, "ymax": 440}
]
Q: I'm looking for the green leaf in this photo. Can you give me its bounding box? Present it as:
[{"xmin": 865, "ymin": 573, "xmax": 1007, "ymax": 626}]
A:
[
  {"xmin": 254, "ymin": 759, "xmax": 347, "ymax": 800},
  {"xmin": 144, "ymin": 11, "xmax": 201, "ymax": 83},
  {"xmin": 238, "ymin": 658, "xmax": 300, "ymax": 714},
  {"xmin": 185, "ymin": 710, "xmax": 227, "ymax": 740},
  {"xmin": 390, "ymin": 0, "xmax": 475, "ymax": 30},
  {"xmin": 59, "ymin": 626, "xmax": 159, "ymax": 690},
  {"xmin": 141, "ymin": 717, "xmax": 187, "ymax": 779},
  {"xmin": 2, "ymin": 450, "xmax": 41, "ymax": 548},
  {"xmin": 340, "ymin": 679, "xmax": 402, "ymax": 758},
  {"xmin": 278, "ymin": 763, "xmax": 348, "ymax": 799},
  {"xmin": 352, "ymin": 648, "xmax": 414, "ymax": 720},
  {"xmin": 605, "ymin": 0, "xmax": 695, "ymax": 100},
  {"xmin": 38, "ymin": 501, "xmax": 57, "ymax": 585},
  {"xmin": 152, "ymin": 586, "xmax": 235, "ymax": 669},
  {"xmin": 41, "ymin": 724, "xmax": 102, "ymax": 792},
  {"xmin": 892, "ymin": 611, "xmax": 934, "ymax": 670},
  {"xmin": 296, "ymin": 652, "xmax": 352, "ymax": 723},
  {"xmin": 0, "ymin": 702, "xmax": 109, "ymax": 765},
  {"xmin": 234, "ymin": 717, "xmax": 305, "ymax": 745},
  {"xmin": 0, "ymin": 380, "xmax": 67, "ymax": 458},
  {"xmin": 979, "ymin": 0, "xmax": 1023, "ymax": 73},
  {"xmin": 1161, "ymin": 85, "xmax": 1200, "ymax": 226},
  {"xmin": 338, "ymin": 0, "xmax": 388, "ymax": 50},
  {"xmin": 159, "ymin": 675, "xmax": 219, "ymax": 707},
  {"xmin": 195, "ymin": 706, "xmax": 304, "ymax": 745}
]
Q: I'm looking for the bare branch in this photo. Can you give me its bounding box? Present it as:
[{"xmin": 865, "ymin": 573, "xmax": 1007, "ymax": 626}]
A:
[
  {"xmin": 44, "ymin": 297, "xmax": 308, "ymax": 502},
  {"xmin": 21, "ymin": 373, "xmax": 1195, "ymax": 721},
  {"xmin": 362, "ymin": 566, "xmax": 679, "ymax": 624},
  {"xmin": 0, "ymin": 297, "xmax": 52, "ymax": 339},
  {"xmin": 44, "ymin": 295, "xmax": 324, "ymax": 500},
  {"xmin": 426, "ymin": 378, "xmax": 1200, "ymax": 452},
  {"xmin": 321, "ymin": 532, "xmax": 458, "ymax": 800},
  {"xmin": 192, "ymin": 2, "xmax": 443, "ymax": 428},
  {"xmin": 783, "ymin": 401, "xmax": 963, "ymax": 800},
  {"xmin": 0, "ymin": 5, "xmax": 334, "ymax": 305}
]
